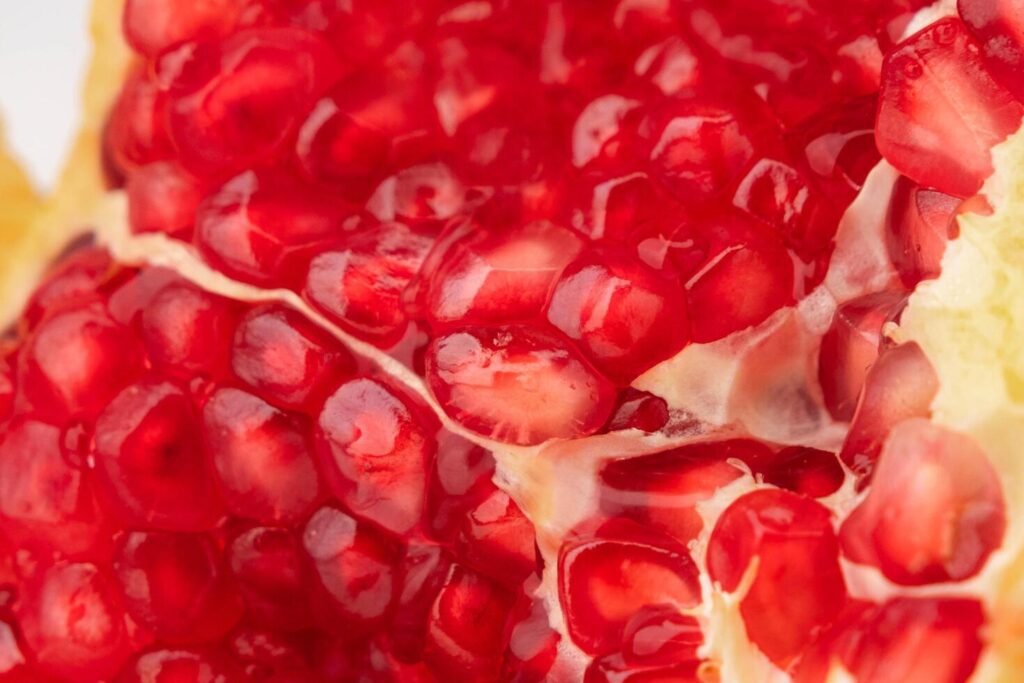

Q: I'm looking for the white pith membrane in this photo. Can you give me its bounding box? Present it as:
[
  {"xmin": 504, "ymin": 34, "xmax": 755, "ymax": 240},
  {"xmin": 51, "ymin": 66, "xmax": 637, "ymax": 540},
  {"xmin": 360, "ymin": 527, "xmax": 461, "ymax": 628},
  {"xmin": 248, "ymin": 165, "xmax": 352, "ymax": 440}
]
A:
[{"xmin": 0, "ymin": 0, "xmax": 1022, "ymax": 681}]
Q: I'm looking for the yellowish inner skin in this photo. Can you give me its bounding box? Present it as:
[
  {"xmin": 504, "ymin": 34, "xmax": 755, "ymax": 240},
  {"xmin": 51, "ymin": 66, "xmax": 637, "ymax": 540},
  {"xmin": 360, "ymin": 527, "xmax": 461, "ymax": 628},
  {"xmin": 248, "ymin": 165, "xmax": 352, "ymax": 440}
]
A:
[{"xmin": 0, "ymin": 1, "xmax": 1021, "ymax": 681}]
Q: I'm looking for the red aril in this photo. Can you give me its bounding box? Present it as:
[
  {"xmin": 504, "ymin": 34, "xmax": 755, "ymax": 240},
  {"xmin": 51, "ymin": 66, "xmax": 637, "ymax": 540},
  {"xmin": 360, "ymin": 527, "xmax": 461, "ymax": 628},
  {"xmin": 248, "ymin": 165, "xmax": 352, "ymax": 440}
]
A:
[
  {"xmin": 17, "ymin": 303, "xmax": 145, "ymax": 421},
  {"xmin": 304, "ymin": 220, "xmax": 435, "ymax": 346},
  {"xmin": 425, "ymin": 433, "xmax": 496, "ymax": 542},
  {"xmin": 126, "ymin": 162, "xmax": 205, "ymax": 238},
  {"xmin": 605, "ymin": 388, "xmax": 670, "ymax": 433},
  {"xmin": 123, "ymin": 0, "xmax": 245, "ymax": 58},
  {"xmin": 228, "ymin": 526, "xmax": 312, "ymax": 631},
  {"xmin": 841, "ymin": 419, "xmax": 1006, "ymax": 585},
  {"xmin": 105, "ymin": 69, "xmax": 172, "ymax": 175},
  {"xmin": 202, "ymin": 388, "xmax": 322, "ymax": 525},
  {"xmin": 707, "ymin": 489, "xmax": 847, "ymax": 667},
  {"xmin": 599, "ymin": 442, "xmax": 748, "ymax": 543},
  {"xmin": 113, "ymin": 530, "xmax": 244, "ymax": 643},
  {"xmin": 425, "ymin": 325, "xmax": 616, "ymax": 445},
  {"xmin": 422, "ymin": 565, "xmax": 514, "ymax": 682},
  {"xmin": 876, "ymin": 18, "xmax": 1024, "ymax": 197},
  {"xmin": 302, "ymin": 506, "xmax": 398, "ymax": 628},
  {"xmin": 500, "ymin": 575, "xmax": 561, "ymax": 682},
  {"xmin": 558, "ymin": 518, "xmax": 702, "ymax": 655},
  {"xmin": 15, "ymin": 562, "xmax": 135, "ymax": 680},
  {"xmin": 22, "ymin": 247, "xmax": 116, "ymax": 329},
  {"xmin": 758, "ymin": 446, "xmax": 845, "ymax": 499},
  {"xmin": 141, "ymin": 280, "xmax": 239, "ymax": 380},
  {"xmin": 546, "ymin": 248, "xmax": 690, "ymax": 382},
  {"xmin": 683, "ymin": 210, "xmax": 796, "ymax": 342},
  {"xmin": 392, "ymin": 542, "xmax": 452, "ymax": 663},
  {"xmin": 231, "ymin": 304, "xmax": 355, "ymax": 412},
  {"xmin": 454, "ymin": 488, "xmax": 537, "ymax": 587},
  {"xmin": 316, "ymin": 377, "xmax": 435, "ymax": 535},
  {"xmin": 166, "ymin": 28, "xmax": 343, "ymax": 177},
  {"xmin": 0, "ymin": 419, "xmax": 110, "ymax": 559},
  {"xmin": 884, "ymin": 176, "xmax": 961, "ymax": 288},
  {"xmin": 194, "ymin": 171, "xmax": 353, "ymax": 288},
  {"xmin": 421, "ymin": 220, "xmax": 584, "ymax": 328},
  {"xmin": 959, "ymin": 0, "xmax": 1024, "ymax": 101},
  {"xmin": 840, "ymin": 342, "xmax": 939, "ymax": 476},
  {"xmin": 93, "ymin": 381, "xmax": 224, "ymax": 531},
  {"xmin": 115, "ymin": 648, "xmax": 245, "ymax": 683},
  {"xmin": 818, "ymin": 290, "xmax": 908, "ymax": 422}
]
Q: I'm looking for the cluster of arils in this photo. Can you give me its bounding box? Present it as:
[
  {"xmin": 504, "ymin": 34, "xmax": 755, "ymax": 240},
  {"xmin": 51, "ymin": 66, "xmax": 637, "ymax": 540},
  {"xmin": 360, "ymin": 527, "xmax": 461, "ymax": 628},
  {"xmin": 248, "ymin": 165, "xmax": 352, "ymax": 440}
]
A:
[{"xmin": 0, "ymin": 0, "xmax": 1020, "ymax": 681}]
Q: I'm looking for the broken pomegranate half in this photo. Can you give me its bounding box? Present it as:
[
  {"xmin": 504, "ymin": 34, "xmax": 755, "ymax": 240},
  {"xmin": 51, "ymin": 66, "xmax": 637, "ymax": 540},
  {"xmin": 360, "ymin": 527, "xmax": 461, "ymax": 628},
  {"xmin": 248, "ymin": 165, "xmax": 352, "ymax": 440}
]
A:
[{"xmin": 0, "ymin": 0, "xmax": 1023, "ymax": 681}]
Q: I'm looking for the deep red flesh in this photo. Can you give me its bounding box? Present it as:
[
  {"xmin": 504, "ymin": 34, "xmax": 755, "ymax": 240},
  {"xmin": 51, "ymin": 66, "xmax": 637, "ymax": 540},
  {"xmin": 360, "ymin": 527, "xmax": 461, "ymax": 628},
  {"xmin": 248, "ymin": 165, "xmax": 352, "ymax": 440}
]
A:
[{"xmin": 0, "ymin": 0, "xmax": 1019, "ymax": 680}]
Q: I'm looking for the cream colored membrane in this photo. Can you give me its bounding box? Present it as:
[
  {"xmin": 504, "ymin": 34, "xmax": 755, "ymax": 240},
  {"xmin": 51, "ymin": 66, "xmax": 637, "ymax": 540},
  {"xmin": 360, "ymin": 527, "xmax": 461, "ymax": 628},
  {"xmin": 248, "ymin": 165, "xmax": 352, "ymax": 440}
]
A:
[{"xmin": 3, "ymin": 0, "xmax": 1020, "ymax": 680}]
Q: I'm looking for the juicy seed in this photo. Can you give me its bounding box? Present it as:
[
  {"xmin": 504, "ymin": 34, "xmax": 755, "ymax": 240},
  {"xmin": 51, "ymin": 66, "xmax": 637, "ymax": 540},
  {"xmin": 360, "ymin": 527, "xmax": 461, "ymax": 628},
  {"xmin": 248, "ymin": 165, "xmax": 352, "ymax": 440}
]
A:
[
  {"xmin": 203, "ymin": 388, "xmax": 322, "ymax": 525},
  {"xmin": 558, "ymin": 518, "xmax": 702, "ymax": 655},
  {"xmin": 317, "ymin": 377, "xmax": 435, "ymax": 535},
  {"xmin": 876, "ymin": 18, "xmax": 1024, "ymax": 197},
  {"xmin": 707, "ymin": 489, "xmax": 847, "ymax": 667},
  {"xmin": 841, "ymin": 419, "xmax": 1006, "ymax": 585},
  {"xmin": 425, "ymin": 325, "xmax": 616, "ymax": 445},
  {"xmin": 546, "ymin": 248, "xmax": 690, "ymax": 383},
  {"xmin": 228, "ymin": 526, "xmax": 312, "ymax": 632},
  {"xmin": 884, "ymin": 176, "xmax": 961, "ymax": 288},
  {"xmin": 93, "ymin": 381, "xmax": 224, "ymax": 531},
  {"xmin": 113, "ymin": 530, "xmax": 244, "ymax": 643}
]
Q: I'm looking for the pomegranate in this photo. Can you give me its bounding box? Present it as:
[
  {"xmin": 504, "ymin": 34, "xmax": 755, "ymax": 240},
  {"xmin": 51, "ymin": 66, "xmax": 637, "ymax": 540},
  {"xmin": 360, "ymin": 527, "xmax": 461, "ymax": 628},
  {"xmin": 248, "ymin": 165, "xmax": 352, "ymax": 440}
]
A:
[{"xmin": 0, "ymin": 0, "xmax": 1022, "ymax": 681}]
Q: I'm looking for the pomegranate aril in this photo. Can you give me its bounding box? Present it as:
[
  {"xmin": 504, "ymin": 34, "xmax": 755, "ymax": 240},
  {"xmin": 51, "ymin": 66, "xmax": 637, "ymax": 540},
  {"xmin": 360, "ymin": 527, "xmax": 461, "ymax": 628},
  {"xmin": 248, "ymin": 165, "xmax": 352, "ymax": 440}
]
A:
[
  {"xmin": 194, "ymin": 171, "xmax": 354, "ymax": 288},
  {"xmin": 798, "ymin": 598, "xmax": 986, "ymax": 683},
  {"xmin": 391, "ymin": 542, "xmax": 452, "ymax": 663},
  {"xmin": 707, "ymin": 489, "xmax": 846, "ymax": 667},
  {"xmin": 759, "ymin": 446, "xmax": 845, "ymax": 498},
  {"xmin": 818, "ymin": 290, "xmax": 908, "ymax": 422},
  {"xmin": 885, "ymin": 176, "xmax": 961, "ymax": 288},
  {"xmin": 785, "ymin": 95, "xmax": 880, "ymax": 205},
  {"xmin": 599, "ymin": 442, "xmax": 747, "ymax": 544},
  {"xmin": 232, "ymin": 304, "xmax": 355, "ymax": 412},
  {"xmin": 0, "ymin": 419, "xmax": 110, "ymax": 559},
  {"xmin": 605, "ymin": 389, "xmax": 670, "ymax": 433},
  {"xmin": 203, "ymin": 388, "xmax": 321, "ymax": 525},
  {"xmin": 17, "ymin": 303, "xmax": 145, "ymax": 421},
  {"xmin": 683, "ymin": 210, "xmax": 796, "ymax": 343},
  {"xmin": 115, "ymin": 648, "xmax": 245, "ymax": 683},
  {"xmin": 454, "ymin": 488, "xmax": 537, "ymax": 588},
  {"xmin": 558, "ymin": 518, "xmax": 702, "ymax": 655},
  {"xmin": 0, "ymin": 357, "xmax": 11, "ymax": 418},
  {"xmin": 423, "ymin": 565, "xmax": 513, "ymax": 682},
  {"xmin": 317, "ymin": 377, "xmax": 436, "ymax": 536},
  {"xmin": 546, "ymin": 248, "xmax": 689, "ymax": 383},
  {"xmin": 732, "ymin": 157, "xmax": 839, "ymax": 260},
  {"xmin": 500, "ymin": 575, "xmax": 560, "ymax": 683},
  {"xmin": 304, "ymin": 220, "xmax": 434, "ymax": 347},
  {"xmin": 113, "ymin": 530, "xmax": 243, "ymax": 643},
  {"xmin": 295, "ymin": 44, "xmax": 441, "ymax": 194},
  {"xmin": 228, "ymin": 526, "xmax": 312, "ymax": 631},
  {"xmin": 127, "ymin": 162, "xmax": 205, "ymax": 238},
  {"xmin": 366, "ymin": 162, "xmax": 469, "ymax": 226},
  {"xmin": 584, "ymin": 655, "xmax": 701, "ymax": 683},
  {"xmin": 142, "ymin": 280, "xmax": 239, "ymax": 380},
  {"xmin": 105, "ymin": 69, "xmax": 172, "ymax": 175},
  {"xmin": 960, "ymin": 0, "xmax": 1024, "ymax": 100},
  {"xmin": 642, "ymin": 98, "xmax": 765, "ymax": 202},
  {"xmin": 166, "ymin": 27, "xmax": 343, "ymax": 176},
  {"xmin": 23, "ymin": 247, "xmax": 116, "ymax": 328},
  {"xmin": 422, "ymin": 220, "xmax": 584, "ymax": 328},
  {"xmin": 302, "ymin": 506, "xmax": 398, "ymax": 628},
  {"xmin": 123, "ymin": 0, "xmax": 244, "ymax": 58},
  {"xmin": 426, "ymin": 433, "xmax": 497, "ymax": 542},
  {"xmin": 425, "ymin": 325, "xmax": 616, "ymax": 445},
  {"xmin": 619, "ymin": 604, "xmax": 703, "ymax": 667},
  {"xmin": 841, "ymin": 342, "xmax": 939, "ymax": 476},
  {"xmin": 93, "ymin": 381, "xmax": 224, "ymax": 531},
  {"xmin": 876, "ymin": 17, "xmax": 1023, "ymax": 197},
  {"xmin": 841, "ymin": 419, "xmax": 1005, "ymax": 585},
  {"xmin": 15, "ymin": 562, "xmax": 134, "ymax": 680},
  {"xmin": 571, "ymin": 93, "xmax": 643, "ymax": 172}
]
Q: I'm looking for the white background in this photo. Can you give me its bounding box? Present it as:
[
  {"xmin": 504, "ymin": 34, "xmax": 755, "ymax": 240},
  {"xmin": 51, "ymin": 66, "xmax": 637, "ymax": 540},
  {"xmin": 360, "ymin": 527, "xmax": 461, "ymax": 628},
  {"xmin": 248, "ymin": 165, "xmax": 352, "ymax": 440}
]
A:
[{"xmin": 0, "ymin": 2, "xmax": 91, "ymax": 192}]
